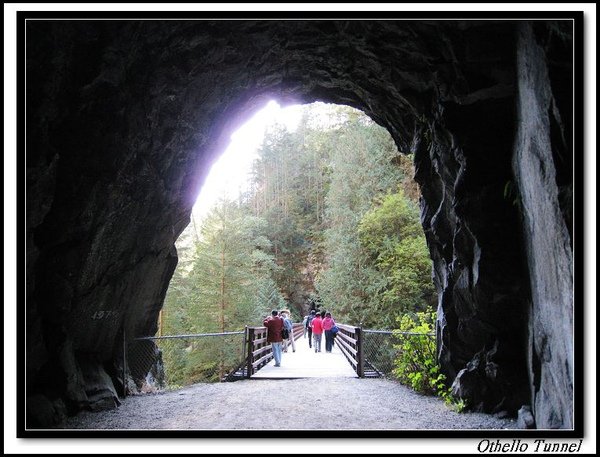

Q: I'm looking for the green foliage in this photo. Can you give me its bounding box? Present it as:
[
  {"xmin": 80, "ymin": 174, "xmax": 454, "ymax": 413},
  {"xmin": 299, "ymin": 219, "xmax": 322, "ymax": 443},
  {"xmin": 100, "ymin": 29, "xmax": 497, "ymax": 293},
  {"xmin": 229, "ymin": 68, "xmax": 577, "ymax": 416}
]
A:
[
  {"xmin": 358, "ymin": 190, "xmax": 423, "ymax": 250},
  {"xmin": 248, "ymin": 110, "xmax": 333, "ymax": 308},
  {"xmin": 316, "ymin": 108, "xmax": 406, "ymax": 327},
  {"xmin": 393, "ymin": 311, "xmax": 437, "ymax": 394},
  {"xmin": 185, "ymin": 199, "xmax": 283, "ymax": 332},
  {"xmin": 160, "ymin": 102, "xmax": 439, "ymax": 388},
  {"xmin": 393, "ymin": 310, "xmax": 463, "ymax": 411},
  {"xmin": 157, "ymin": 337, "xmax": 244, "ymax": 387},
  {"xmin": 161, "ymin": 198, "xmax": 285, "ymax": 385},
  {"xmin": 357, "ymin": 190, "xmax": 436, "ymax": 324}
]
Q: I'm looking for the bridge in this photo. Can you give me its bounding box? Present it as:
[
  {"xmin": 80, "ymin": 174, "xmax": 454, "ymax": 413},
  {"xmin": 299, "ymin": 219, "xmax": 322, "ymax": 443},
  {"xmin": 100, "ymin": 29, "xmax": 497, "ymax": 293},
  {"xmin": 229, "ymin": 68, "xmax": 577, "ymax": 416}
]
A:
[
  {"xmin": 250, "ymin": 333, "xmax": 356, "ymax": 379},
  {"xmin": 239, "ymin": 324, "xmax": 360, "ymax": 380},
  {"xmin": 126, "ymin": 323, "xmax": 433, "ymax": 394}
]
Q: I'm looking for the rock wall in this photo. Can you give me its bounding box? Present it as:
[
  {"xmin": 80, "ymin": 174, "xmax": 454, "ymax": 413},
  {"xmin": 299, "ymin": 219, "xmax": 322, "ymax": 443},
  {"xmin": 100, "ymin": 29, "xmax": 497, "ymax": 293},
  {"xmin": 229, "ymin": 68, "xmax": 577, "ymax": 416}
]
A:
[
  {"xmin": 24, "ymin": 19, "xmax": 574, "ymax": 428},
  {"xmin": 414, "ymin": 87, "xmax": 532, "ymax": 416},
  {"xmin": 410, "ymin": 24, "xmax": 535, "ymax": 416},
  {"xmin": 513, "ymin": 23, "xmax": 574, "ymax": 429}
]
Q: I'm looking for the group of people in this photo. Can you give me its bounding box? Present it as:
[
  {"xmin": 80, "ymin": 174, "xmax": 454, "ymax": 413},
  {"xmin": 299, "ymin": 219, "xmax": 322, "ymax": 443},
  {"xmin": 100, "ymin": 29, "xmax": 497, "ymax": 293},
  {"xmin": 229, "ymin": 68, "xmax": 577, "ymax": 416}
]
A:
[
  {"xmin": 262, "ymin": 308, "xmax": 337, "ymax": 368},
  {"xmin": 302, "ymin": 310, "xmax": 337, "ymax": 353}
]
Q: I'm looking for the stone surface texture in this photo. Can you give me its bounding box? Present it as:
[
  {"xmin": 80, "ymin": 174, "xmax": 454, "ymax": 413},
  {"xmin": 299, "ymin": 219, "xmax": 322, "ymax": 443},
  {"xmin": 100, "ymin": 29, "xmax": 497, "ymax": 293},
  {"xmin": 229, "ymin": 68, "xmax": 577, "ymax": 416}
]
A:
[{"xmin": 24, "ymin": 19, "xmax": 574, "ymax": 428}]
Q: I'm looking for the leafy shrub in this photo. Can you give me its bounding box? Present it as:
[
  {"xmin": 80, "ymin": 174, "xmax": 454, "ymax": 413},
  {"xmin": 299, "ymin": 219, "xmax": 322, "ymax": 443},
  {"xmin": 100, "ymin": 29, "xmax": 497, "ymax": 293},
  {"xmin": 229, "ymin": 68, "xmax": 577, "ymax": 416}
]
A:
[{"xmin": 393, "ymin": 310, "xmax": 464, "ymax": 411}]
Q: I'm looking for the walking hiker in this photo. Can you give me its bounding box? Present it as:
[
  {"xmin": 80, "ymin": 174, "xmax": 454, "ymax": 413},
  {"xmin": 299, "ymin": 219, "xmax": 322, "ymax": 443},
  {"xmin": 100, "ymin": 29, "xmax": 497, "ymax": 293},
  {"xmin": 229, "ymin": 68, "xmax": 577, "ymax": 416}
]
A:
[
  {"xmin": 263, "ymin": 310, "xmax": 284, "ymax": 367},
  {"xmin": 281, "ymin": 310, "xmax": 295, "ymax": 353},
  {"xmin": 302, "ymin": 314, "xmax": 308, "ymax": 338},
  {"xmin": 305, "ymin": 310, "xmax": 316, "ymax": 348},
  {"xmin": 311, "ymin": 312, "xmax": 324, "ymax": 353},
  {"xmin": 322, "ymin": 312, "xmax": 336, "ymax": 353}
]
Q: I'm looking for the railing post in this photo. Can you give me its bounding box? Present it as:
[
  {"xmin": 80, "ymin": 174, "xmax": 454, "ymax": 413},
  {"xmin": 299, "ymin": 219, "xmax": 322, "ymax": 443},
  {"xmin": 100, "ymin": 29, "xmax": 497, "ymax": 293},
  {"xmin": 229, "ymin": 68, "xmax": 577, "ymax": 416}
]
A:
[
  {"xmin": 246, "ymin": 327, "xmax": 254, "ymax": 378},
  {"xmin": 241, "ymin": 325, "xmax": 248, "ymax": 362},
  {"xmin": 356, "ymin": 326, "xmax": 364, "ymax": 378}
]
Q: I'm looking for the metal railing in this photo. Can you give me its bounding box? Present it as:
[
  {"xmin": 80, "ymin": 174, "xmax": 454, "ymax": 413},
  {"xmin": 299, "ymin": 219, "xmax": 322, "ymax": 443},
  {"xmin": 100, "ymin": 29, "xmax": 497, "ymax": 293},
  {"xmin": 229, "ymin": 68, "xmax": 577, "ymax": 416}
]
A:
[
  {"xmin": 362, "ymin": 330, "xmax": 435, "ymax": 378},
  {"xmin": 241, "ymin": 323, "xmax": 304, "ymax": 378},
  {"xmin": 125, "ymin": 331, "xmax": 246, "ymax": 394},
  {"xmin": 334, "ymin": 326, "xmax": 435, "ymax": 378},
  {"xmin": 124, "ymin": 324, "xmax": 435, "ymax": 395}
]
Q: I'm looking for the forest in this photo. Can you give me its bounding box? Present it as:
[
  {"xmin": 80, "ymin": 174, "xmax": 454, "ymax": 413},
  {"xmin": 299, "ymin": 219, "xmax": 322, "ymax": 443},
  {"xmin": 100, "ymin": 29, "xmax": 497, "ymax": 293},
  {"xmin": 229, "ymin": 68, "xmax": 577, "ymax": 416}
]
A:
[{"xmin": 159, "ymin": 103, "xmax": 438, "ymax": 388}]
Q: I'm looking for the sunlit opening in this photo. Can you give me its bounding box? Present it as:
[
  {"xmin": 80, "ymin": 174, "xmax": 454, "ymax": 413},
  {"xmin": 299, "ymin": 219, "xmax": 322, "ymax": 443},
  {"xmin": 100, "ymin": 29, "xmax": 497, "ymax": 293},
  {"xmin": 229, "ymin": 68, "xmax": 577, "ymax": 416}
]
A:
[{"xmin": 192, "ymin": 100, "xmax": 304, "ymax": 221}]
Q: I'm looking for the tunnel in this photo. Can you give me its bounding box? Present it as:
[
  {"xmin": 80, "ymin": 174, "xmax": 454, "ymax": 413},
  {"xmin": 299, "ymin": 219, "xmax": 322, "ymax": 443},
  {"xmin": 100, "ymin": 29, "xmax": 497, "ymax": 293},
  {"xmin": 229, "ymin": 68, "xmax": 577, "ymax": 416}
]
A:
[{"xmin": 23, "ymin": 16, "xmax": 576, "ymax": 429}]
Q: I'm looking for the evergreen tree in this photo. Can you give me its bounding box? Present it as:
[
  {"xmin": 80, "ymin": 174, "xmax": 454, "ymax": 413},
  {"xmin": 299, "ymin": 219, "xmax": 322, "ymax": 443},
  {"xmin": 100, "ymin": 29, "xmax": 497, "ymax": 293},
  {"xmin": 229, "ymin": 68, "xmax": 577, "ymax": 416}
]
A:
[
  {"xmin": 316, "ymin": 108, "xmax": 405, "ymax": 327},
  {"xmin": 161, "ymin": 198, "xmax": 285, "ymax": 384},
  {"xmin": 188, "ymin": 198, "xmax": 282, "ymax": 332},
  {"xmin": 248, "ymin": 112, "xmax": 332, "ymax": 312},
  {"xmin": 358, "ymin": 190, "xmax": 436, "ymax": 327}
]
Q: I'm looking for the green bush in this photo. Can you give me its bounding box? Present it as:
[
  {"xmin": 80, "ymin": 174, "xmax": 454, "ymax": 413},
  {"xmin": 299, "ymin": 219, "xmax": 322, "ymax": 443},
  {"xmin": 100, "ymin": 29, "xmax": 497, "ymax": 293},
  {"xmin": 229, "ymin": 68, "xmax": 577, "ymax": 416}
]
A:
[{"xmin": 393, "ymin": 310, "xmax": 464, "ymax": 411}]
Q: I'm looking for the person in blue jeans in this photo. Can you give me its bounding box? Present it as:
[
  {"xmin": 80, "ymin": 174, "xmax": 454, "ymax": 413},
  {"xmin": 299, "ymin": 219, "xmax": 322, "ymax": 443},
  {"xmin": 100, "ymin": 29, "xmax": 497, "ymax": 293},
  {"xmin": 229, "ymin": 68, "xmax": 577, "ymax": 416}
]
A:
[{"xmin": 263, "ymin": 310, "xmax": 284, "ymax": 367}]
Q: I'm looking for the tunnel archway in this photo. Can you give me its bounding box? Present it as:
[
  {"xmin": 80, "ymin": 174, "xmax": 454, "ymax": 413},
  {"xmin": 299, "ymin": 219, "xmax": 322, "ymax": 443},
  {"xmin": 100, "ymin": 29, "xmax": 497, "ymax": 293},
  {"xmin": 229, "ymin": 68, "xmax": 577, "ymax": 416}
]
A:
[{"xmin": 24, "ymin": 17, "xmax": 575, "ymax": 429}]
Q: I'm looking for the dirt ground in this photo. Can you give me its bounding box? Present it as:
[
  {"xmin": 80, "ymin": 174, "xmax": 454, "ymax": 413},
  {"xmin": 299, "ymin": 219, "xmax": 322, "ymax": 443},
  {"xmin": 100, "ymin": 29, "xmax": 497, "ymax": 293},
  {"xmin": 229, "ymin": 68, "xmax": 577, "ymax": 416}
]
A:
[{"xmin": 61, "ymin": 377, "xmax": 517, "ymax": 431}]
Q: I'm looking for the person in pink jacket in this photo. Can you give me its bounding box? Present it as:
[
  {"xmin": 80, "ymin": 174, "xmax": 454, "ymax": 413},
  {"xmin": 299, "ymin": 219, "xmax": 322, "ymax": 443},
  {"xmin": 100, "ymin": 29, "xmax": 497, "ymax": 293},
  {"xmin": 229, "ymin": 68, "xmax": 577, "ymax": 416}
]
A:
[
  {"xmin": 310, "ymin": 312, "xmax": 324, "ymax": 353},
  {"xmin": 322, "ymin": 312, "xmax": 337, "ymax": 353}
]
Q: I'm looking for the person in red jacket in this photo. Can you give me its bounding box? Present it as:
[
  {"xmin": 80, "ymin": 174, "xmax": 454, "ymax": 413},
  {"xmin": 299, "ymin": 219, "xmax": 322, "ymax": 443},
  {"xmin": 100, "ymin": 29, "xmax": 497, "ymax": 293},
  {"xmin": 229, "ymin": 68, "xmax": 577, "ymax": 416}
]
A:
[
  {"xmin": 263, "ymin": 310, "xmax": 284, "ymax": 367},
  {"xmin": 310, "ymin": 312, "xmax": 324, "ymax": 353}
]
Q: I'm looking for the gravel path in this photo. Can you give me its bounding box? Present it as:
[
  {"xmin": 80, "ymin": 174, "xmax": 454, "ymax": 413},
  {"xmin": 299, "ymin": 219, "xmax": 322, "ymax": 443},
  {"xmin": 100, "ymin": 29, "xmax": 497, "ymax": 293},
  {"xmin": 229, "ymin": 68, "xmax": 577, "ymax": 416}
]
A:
[{"xmin": 61, "ymin": 377, "xmax": 517, "ymax": 431}]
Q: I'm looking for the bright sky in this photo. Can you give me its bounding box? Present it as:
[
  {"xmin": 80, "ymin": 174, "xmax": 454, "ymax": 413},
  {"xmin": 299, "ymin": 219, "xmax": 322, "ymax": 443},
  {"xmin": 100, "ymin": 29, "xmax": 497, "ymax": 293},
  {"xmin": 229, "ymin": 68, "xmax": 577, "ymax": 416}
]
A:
[{"xmin": 192, "ymin": 100, "xmax": 304, "ymax": 221}]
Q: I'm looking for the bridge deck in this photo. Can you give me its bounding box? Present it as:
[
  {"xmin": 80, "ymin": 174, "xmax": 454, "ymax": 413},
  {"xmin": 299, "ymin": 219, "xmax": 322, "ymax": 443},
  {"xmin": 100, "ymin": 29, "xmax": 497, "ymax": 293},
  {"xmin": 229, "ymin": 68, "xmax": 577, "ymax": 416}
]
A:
[{"xmin": 251, "ymin": 333, "xmax": 357, "ymax": 379}]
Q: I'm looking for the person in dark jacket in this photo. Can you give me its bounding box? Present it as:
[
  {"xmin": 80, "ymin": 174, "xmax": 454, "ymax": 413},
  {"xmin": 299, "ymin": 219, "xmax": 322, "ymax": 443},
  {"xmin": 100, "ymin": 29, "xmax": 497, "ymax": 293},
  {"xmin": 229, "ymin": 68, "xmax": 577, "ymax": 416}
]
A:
[
  {"xmin": 263, "ymin": 310, "xmax": 284, "ymax": 367},
  {"xmin": 305, "ymin": 309, "xmax": 316, "ymax": 348}
]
